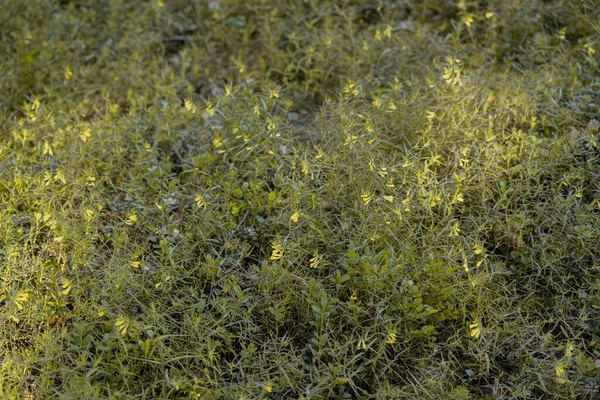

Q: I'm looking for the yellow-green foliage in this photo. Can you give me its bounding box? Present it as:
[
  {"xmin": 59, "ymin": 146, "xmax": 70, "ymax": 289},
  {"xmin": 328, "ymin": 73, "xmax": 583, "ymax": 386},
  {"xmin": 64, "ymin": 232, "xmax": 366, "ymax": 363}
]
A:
[{"xmin": 1, "ymin": 0, "xmax": 599, "ymax": 398}]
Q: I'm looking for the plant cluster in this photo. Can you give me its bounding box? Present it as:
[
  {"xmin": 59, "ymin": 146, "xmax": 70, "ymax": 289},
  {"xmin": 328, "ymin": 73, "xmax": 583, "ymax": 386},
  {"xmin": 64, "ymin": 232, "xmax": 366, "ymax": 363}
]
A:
[{"xmin": 1, "ymin": 0, "xmax": 599, "ymax": 398}]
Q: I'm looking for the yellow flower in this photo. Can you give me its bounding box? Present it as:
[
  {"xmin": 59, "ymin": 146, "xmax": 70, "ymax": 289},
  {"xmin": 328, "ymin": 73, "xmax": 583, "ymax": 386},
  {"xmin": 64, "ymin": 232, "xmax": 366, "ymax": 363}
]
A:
[
  {"xmin": 463, "ymin": 14, "xmax": 474, "ymax": 27},
  {"xmin": 315, "ymin": 148, "xmax": 325, "ymax": 159},
  {"xmin": 450, "ymin": 221, "xmax": 461, "ymax": 237},
  {"xmin": 356, "ymin": 336, "xmax": 367, "ymax": 350},
  {"xmin": 61, "ymin": 279, "xmax": 72, "ymax": 295},
  {"xmin": 263, "ymin": 384, "xmax": 273, "ymax": 393},
  {"xmin": 43, "ymin": 141, "xmax": 53, "ymax": 156},
  {"xmin": 14, "ymin": 290, "xmax": 30, "ymax": 311},
  {"xmin": 268, "ymin": 87, "xmax": 279, "ymax": 99},
  {"xmin": 555, "ymin": 363, "xmax": 567, "ymax": 384},
  {"xmin": 270, "ymin": 240, "xmax": 284, "ymax": 261},
  {"xmin": 384, "ymin": 24, "xmax": 393, "ymax": 39},
  {"xmin": 184, "ymin": 98, "xmax": 196, "ymax": 113},
  {"xmin": 383, "ymin": 195, "xmax": 394, "ymax": 203},
  {"xmin": 301, "ymin": 159, "xmax": 309, "ymax": 175},
  {"xmin": 584, "ymin": 42, "xmax": 595, "ymax": 57},
  {"xmin": 385, "ymin": 328, "xmax": 397, "ymax": 345},
  {"xmin": 374, "ymin": 29, "xmax": 382, "ymax": 41},
  {"xmin": 290, "ymin": 211, "xmax": 299, "ymax": 223},
  {"xmin": 361, "ymin": 192, "xmax": 372, "ymax": 206},
  {"xmin": 565, "ymin": 342, "xmax": 574, "ymax": 358},
  {"xmin": 31, "ymin": 97, "xmax": 40, "ymax": 111},
  {"xmin": 115, "ymin": 315, "xmax": 129, "ymax": 336},
  {"xmin": 125, "ymin": 212, "xmax": 137, "ymax": 226},
  {"xmin": 309, "ymin": 251, "xmax": 320, "ymax": 269},
  {"xmin": 80, "ymin": 127, "xmax": 91, "ymax": 142},
  {"xmin": 205, "ymin": 101, "xmax": 215, "ymax": 116},
  {"xmin": 64, "ymin": 66, "xmax": 73, "ymax": 79},
  {"xmin": 195, "ymin": 194, "xmax": 206, "ymax": 209},
  {"xmin": 343, "ymin": 81, "xmax": 359, "ymax": 97},
  {"xmin": 469, "ymin": 322, "xmax": 481, "ymax": 339},
  {"xmin": 53, "ymin": 169, "xmax": 66, "ymax": 184}
]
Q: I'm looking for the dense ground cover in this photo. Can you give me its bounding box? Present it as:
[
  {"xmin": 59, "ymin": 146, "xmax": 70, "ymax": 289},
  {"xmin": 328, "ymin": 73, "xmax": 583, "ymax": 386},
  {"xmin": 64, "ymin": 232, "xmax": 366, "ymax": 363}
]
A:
[{"xmin": 1, "ymin": 0, "xmax": 600, "ymax": 398}]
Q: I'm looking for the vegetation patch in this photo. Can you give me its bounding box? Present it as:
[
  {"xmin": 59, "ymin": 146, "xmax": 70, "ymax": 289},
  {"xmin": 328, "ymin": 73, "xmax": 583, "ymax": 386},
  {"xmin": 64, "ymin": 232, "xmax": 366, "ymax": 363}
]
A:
[{"xmin": 1, "ymin": 0, "xmax": 599, "ymax": 398}]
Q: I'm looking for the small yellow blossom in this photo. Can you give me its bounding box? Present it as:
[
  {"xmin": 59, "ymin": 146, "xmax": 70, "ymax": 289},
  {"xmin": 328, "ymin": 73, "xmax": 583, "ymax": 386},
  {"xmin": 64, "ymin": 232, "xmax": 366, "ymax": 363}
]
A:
[
  {"xmin": 463, "ymin": 14, "xmax": 474, "ymax": 27},
  {"xmin": 384, "ymin": 25, "xmax": 393, "ymax": 39},
  {"xmin": 290, "ymin": 211, "xmax": 299, "ymax": 223},
  {"xmin": 205, "ymin": 101, "xmax": 215, "ymax": 116},
  {"xmin": 195, "ymin": 194, "xmax": 206, "ymax": 209},
  {"xmin": 555, "ymin": 363, "xmax": 567, "ymax": 384},
  {"xmin": 356, "ymin": 336, "xmax": 367, "ymax": 350},
  {"xmin": 270, "ymin": 240, "xmax": 284, "ymax": 261},
  {"xmin": 385, "ymin": 328, "xmax": 397, "ymax": 344},
  {"xmin": 469, "ymin": 322, "xmax": 481, "ymax": 339},
  {"xmin": 309, "ymin": 251, "xmax": 320, "ymax": 269},
  {"xmin": 43, "ymin": 141, "xmax": 53, "ymax": 156},
  {"xmin": 268, "ymin": 87, "xmax": 279, "ymax": 99},
  {"xmin": 61, "ymin": 279, "xmax": 72, "ymax": 295},
  {"xmin": 301, "ymin": 159, "xmax": 309, "ymax": 175},
  {"xmin": 450, "ymin": 221, "xmax": 461, "ymax": 237},
  {"xmin": 80, "ymin": 127, "xmax": 91, "ymax": 142},
  {"xmin": 115, "ymin": 315, "xmax": 129, "ymax": 336},
  {"xmin": 125, "ymin": 212, "xmax": 137, "ymax": 226},
  {"xmin": 14, "ymin": 290, "xmax": 29, "ymax": 311},
  {"xmin": 184, "ymin": 98, "xmax": 196, "ymax": 113},
  {"xmin": 361, "ymin": 192, "xmax": 372, "ymax": 206}
]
